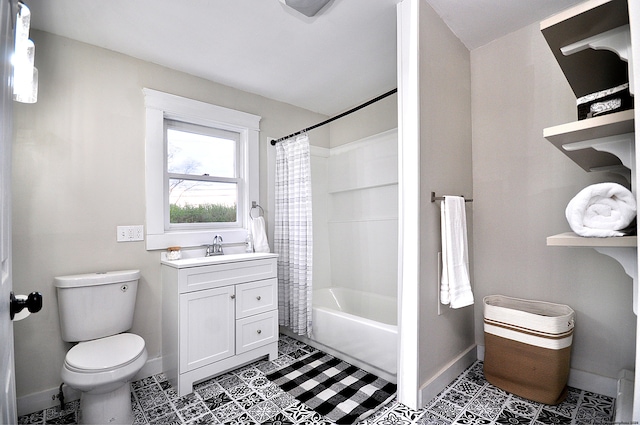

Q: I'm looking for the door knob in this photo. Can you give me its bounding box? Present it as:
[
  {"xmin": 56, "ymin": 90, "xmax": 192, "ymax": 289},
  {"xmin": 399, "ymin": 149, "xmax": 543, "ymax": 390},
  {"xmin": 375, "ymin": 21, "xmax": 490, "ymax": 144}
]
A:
[{"xmin": 10, "ymin": 291, "xmax": 42, "ymax": 320}]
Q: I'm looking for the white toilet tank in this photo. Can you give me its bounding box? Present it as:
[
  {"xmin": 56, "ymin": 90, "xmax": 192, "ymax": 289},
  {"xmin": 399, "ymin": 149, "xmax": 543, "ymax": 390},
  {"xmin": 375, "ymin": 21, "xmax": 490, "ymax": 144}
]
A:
[{"xmin": 55, "ymin": 270, "xmax": 141, "ymax": 342}]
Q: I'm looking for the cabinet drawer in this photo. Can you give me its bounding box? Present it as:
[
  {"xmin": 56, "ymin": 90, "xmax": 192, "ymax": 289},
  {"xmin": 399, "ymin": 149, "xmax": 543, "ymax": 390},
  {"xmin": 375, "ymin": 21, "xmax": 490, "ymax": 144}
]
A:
[
  {"xmin": 236, "ymin": 311, "xmax": 278, "ymax": 355},
  {"xmin": 236, "ymin": 278, "xmax": 277, "ymax": 318},
  {"xmin": 178, "ymin": 258, "xmax": 276, "ymax": 293}
]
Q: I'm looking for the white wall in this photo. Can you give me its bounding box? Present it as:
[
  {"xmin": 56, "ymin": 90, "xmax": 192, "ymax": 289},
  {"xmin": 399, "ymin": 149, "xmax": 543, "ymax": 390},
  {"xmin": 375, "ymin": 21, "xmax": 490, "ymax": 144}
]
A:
[
  {"xmin": 397, "ymin": 0, "xmax": 474, "ymax": 408},
  {"xmin": 11, "ymin": 29, "xmax": 329, "ymax": 407},
  {"xmin": 416, "ymin": 0, "xmax": 474, "ymax": 401},
  {"xmin": 471, "ymin": 23, "xmax": 636, "ymax": 381}
]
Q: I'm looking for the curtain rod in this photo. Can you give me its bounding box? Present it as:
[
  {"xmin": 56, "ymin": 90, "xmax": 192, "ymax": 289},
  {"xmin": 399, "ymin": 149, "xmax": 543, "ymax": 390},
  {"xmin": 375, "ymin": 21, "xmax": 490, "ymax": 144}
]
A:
[{"xmin": 270, "ymin": 88, "xmax": 398, "ymax": 146}]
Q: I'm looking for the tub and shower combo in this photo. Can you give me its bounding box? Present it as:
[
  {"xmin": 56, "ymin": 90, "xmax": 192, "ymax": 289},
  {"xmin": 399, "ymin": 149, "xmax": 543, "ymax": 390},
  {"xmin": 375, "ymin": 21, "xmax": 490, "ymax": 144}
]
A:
[
  {"xmin": 307, "ymin": 287, "xmax": 397, "ymax": 382},
  {"xmin": 281, "ymin": 129, "xmax": 399, "ymax": 383},
  {"xmin": 281, "ymin": 286, "xmax": 398, "ymax": 382}
]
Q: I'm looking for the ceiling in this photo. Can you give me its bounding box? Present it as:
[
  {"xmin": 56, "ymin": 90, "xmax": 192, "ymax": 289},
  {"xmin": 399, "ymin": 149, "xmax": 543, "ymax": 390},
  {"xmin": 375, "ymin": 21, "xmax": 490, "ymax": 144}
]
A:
[{"xmin": 26, "ymin": 0, "xmax": 585, "ymax": 116}]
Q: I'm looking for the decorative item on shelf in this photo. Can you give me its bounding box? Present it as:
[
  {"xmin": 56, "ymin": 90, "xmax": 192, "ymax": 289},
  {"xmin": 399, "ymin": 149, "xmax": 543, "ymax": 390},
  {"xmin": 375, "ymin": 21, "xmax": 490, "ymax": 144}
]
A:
[
  {"xmin": 166, "ymin": 246, "xmax": 181, "ymax": 260},
  {"xmin": 577, "ymin": 83, "xmax": 633, "ymax": 120}
]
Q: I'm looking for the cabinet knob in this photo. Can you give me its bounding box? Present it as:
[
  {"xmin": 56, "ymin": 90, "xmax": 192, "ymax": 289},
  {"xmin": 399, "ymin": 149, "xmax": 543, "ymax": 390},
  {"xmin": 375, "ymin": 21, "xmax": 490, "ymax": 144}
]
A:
[
  {"xmin": 257, "ymin": 329, "xmax": 262, "ymax": 334},
  {"xmin": 230, "ymin": 294, "xmax": 236, "ymax": 299},
  {"xmin": 256, "ymin": 296, "xmax": 261, "ymax": 301}
]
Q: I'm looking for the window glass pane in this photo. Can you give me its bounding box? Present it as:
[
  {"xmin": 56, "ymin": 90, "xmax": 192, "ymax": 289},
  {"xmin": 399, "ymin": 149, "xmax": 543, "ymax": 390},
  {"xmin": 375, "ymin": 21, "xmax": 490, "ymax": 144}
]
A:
[
  {"xmin": 169, "ymin": 179, "xmax": 237, "ymax": 223},
  {"xmin": 167, "ymin": 128, "xmax": 236, "ymax": 177}
]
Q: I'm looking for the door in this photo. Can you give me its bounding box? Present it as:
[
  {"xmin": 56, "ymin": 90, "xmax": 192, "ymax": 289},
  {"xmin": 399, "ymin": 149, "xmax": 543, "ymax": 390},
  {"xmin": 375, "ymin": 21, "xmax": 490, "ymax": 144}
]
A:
[{"xmin": 0, "ymin": 0, "xmax": 16, "ymax": 423}]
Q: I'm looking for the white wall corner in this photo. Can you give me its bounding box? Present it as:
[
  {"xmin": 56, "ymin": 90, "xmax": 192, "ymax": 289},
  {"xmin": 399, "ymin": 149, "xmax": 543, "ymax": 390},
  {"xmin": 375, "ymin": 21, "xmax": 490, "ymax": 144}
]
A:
[{"xmin": 418, "ymin": 345, "xmax": 477, "ymax": 408}]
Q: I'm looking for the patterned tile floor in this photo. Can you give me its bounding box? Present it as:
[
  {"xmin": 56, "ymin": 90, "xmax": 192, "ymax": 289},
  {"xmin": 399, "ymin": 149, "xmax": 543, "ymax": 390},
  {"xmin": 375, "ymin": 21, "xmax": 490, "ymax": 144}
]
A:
[{"xmin": 19, "ymin": 334, "xmax": 616, "ymax": 425}]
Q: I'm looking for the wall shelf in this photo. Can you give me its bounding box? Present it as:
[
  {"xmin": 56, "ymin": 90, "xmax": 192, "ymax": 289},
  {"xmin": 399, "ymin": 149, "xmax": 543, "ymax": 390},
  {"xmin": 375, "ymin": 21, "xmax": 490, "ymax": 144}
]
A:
[
  {"xmin": 547, "ymin": 231, "xmax": 637, "ymax": 247},
  {"xmin": 547, "ymin": 232, "xmax": 637, "ymax": 314},
  {"xmin": 543, "ymin": 109, "xmax": 634, "ymax": 172},
  {"xmin": 541, "ymin": 0, "xmax": 639, "ymax": 419},
  {"xmin": 541, "ymin": 0, "xmax": 629, "ymax": 98}
]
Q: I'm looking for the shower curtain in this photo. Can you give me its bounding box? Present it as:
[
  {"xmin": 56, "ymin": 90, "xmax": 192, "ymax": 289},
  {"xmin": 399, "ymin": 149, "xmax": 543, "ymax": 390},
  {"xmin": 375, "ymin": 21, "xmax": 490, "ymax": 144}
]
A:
[{"xmin": 274, "ymin": 135, "xmax": 313, "ymax": 336}]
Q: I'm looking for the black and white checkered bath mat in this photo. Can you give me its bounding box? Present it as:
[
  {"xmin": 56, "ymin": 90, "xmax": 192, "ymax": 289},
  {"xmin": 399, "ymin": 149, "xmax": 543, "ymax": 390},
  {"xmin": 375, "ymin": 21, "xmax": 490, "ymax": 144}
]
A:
[{"xmin": 266, "ymin": 350, "xmax": 397, "ymax": 424}]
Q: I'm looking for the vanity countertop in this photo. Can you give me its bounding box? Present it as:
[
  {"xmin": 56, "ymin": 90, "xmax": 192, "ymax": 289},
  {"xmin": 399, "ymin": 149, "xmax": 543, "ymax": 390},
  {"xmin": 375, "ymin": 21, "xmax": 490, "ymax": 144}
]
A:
[{"xmin": 161, "ymin": 252, "xmax": 278, "ymax": 269}]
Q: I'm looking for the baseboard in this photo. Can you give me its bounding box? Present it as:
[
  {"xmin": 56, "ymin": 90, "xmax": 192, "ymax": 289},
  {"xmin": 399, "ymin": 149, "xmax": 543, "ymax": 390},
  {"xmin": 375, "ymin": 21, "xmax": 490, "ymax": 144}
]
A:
[
  {"xmin": 418, "ymin": 344, "xmax": 477, "ymax": 407},
  {"xmin": 134, "ymin": 355, "xmax": 164, "ymax": 382},
  {"xmin": 615, "ymin": 369, "xmax": 634, "ymax": 423},
  {"xmin": 16, "ymin": 384, "xmax": 81, "ymax": 417},
  {"xmin": 476, "ymin": 345, "xmax": 617, "ymax": 398},
  {"xmin": 16, "ymin": 355, "xmax": 163, "ymax": 417}
]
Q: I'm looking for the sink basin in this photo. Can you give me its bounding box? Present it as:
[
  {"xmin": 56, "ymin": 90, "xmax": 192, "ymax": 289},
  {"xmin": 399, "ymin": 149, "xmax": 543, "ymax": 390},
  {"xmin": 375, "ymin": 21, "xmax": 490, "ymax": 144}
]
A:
[{"xmin": 161, "ymin": 252, "xmax": 277, "ymax": 268}]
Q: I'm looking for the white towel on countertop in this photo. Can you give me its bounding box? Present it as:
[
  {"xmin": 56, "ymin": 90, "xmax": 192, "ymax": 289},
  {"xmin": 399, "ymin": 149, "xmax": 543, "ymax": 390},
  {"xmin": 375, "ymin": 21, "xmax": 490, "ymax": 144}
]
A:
[
  {"xmin": 251, "ymin": 216, "xmax": 271, "ymax": 253},
  {"xmin": 440, "ymin": 196, "xmax": 474, "ymax": 309},
  {"xmin": 565, "ymin": 182, "xmax": 636, "ymax": 237}
]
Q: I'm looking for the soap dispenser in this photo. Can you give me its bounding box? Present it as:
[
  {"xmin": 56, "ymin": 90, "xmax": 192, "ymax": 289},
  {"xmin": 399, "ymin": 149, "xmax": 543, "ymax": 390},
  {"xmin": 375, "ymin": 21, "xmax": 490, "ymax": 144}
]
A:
[{"xmin": 245, "ymin": 231, "xmax": 254, "ymax": 253}]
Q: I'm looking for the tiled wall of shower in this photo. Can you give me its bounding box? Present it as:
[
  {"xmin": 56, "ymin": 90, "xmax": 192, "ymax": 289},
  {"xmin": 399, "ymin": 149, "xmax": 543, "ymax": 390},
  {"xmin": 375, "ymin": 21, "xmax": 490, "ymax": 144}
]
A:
[{"xmin": 311, "ymin": 129, "xmax": 398, "ymax": 298}]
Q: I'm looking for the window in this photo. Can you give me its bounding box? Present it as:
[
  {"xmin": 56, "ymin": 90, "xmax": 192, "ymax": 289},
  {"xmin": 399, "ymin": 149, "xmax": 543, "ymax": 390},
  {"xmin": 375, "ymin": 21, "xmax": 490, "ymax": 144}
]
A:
[
  {"xmin": 144, "ymin": 89, "xmax": 261, "ymax": 250},
  {"xmin": 166, "ymin": 121, "xmax": 241, "ymax": 227}
]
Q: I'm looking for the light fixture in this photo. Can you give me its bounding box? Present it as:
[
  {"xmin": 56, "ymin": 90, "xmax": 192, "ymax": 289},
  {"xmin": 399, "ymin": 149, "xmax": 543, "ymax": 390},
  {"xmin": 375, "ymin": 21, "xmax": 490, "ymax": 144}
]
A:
[
  {"xmin": 279, "ymin": 0, "xmax": 332, "ymax": 17},
  {"xmin": 13, "ymin": 1, "xmax": 37, "ymax": 103}
]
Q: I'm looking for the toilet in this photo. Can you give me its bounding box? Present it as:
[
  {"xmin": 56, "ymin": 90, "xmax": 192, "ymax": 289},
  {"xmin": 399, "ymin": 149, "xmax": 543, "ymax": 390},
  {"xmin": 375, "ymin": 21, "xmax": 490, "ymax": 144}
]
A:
[{"xmin": 55, "ymin": 270, "xmax": 148, "ymax": 425}]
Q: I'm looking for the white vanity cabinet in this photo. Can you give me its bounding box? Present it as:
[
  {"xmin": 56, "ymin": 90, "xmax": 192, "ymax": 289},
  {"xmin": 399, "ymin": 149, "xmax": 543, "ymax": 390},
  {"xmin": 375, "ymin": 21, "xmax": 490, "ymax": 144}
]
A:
[{"xmin": 162, "ymin": 253, "xmax": 279, "ymax": 396}]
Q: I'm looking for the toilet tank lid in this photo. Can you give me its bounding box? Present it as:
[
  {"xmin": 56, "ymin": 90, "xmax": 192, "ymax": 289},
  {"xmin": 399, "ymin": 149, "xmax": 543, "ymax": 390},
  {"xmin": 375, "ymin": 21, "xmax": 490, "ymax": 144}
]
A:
[{"xmin": 54, "ymin": 270, "xmax": 141, "ymax": 288}]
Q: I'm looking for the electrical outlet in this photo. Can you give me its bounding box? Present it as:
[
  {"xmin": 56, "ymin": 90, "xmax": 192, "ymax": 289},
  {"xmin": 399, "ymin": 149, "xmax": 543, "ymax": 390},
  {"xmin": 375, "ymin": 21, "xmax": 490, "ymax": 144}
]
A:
[
  {"xmin": 133, "ymin": 225, "xmax": 143, "ymax": 241},
  {"xmin": 117, "ymin": 225, "xmax": 144, "ymax": 242}
]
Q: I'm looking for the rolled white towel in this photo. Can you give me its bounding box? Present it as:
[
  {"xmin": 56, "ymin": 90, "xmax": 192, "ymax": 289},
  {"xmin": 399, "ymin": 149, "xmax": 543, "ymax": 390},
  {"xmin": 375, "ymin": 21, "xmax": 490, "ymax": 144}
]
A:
[{"xmin": 565, "ymin": 182, "xmax": 636, "ymax": 237}]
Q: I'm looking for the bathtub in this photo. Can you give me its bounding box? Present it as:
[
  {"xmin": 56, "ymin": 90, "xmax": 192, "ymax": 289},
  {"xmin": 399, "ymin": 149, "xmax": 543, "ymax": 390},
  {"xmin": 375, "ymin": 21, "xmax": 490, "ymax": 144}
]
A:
[{"xmin": 284, "ymin": 287, "xmax": 398, "ymax": 382}]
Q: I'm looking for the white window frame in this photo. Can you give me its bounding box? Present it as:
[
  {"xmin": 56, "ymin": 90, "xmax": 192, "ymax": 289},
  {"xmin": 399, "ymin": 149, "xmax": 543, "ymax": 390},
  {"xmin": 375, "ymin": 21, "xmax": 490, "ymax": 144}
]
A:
[{"xmin": 144, "ymin": 88, "xmax": 261, "ymax": 250}]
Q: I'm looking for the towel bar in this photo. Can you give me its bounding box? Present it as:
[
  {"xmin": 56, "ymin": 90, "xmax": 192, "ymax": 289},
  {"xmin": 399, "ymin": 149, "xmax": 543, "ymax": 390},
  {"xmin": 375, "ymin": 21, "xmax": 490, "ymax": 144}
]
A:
[
  {"xmin": 250, "ymin": 201, "xmax": 265, "ymax": 219},
  {"xmin": 431, "ymin": 192, "xmax": 473, "ymax": 203}
]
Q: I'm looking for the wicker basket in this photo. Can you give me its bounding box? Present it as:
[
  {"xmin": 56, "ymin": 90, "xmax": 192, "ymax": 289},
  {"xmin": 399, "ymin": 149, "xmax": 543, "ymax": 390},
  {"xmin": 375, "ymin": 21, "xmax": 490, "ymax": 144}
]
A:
[{"xmin": 483, "ymin": 295, "xmax": 575, "ymax": 405}]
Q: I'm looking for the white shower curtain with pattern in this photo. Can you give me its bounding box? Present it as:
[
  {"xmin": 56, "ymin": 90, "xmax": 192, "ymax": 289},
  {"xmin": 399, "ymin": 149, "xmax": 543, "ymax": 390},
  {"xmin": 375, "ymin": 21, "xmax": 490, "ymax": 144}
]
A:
[{"xmin": 274, "ymin": 135, "xmax": 313, "ymax": 336}]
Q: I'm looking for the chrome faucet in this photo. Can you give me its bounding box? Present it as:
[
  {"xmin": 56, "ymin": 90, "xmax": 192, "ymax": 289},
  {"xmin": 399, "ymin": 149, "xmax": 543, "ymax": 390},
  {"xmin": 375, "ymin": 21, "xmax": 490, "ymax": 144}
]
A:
[
  {"xmin": 212, "ymin": 234, "xmax": 224, "ymax": 255},
  {"xmin": 203, "ymin": 235, "xmax": 224, "ymax": 256}
]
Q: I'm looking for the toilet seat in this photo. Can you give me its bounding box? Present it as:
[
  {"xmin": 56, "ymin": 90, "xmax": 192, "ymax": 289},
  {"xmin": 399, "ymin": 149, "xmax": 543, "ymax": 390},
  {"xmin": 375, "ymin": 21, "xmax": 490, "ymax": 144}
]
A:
[{"xmin": 65, "ymin": 333, "xmax": 145, "ymax": 373}]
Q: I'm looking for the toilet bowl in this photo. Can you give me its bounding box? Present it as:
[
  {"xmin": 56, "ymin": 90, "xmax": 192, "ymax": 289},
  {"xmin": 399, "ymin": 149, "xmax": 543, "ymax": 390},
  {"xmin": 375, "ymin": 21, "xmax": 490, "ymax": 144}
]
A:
[
  {"xmin": 61, "ymin": 334, "xmax": 147, "ymax": 424},
  {"xmin": 55, "ymin": 270, "xmax": 147, "ymax": 425},
  {"xmin": 62, "ymin": 333, "xmax": 147, "ymax": 393}
]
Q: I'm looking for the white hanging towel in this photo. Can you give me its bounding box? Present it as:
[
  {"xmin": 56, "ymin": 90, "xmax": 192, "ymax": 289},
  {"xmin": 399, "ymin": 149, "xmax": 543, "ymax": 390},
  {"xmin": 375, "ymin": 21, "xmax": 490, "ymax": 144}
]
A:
[
  {"xmin": 440, "ymin": 196, "xmax": 474, "ymax": 309},
  {"xmin": 251, "ymin": 216, "xmax": 271, "ymax": 253}
]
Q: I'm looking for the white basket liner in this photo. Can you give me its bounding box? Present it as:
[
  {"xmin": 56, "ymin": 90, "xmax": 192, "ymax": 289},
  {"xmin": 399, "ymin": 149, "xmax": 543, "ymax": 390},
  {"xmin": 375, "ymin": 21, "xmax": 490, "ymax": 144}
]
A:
[{"xmin": 484, "ymin": 295, "xmax": 575, "ymax": 350}]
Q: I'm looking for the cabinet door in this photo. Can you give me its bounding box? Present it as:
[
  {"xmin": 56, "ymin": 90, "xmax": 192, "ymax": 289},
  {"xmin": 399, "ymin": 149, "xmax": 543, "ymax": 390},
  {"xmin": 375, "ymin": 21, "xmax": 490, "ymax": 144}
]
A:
[{"xmin": 180, "ymin": 286, "xmax": 235, "ymax": 372}]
